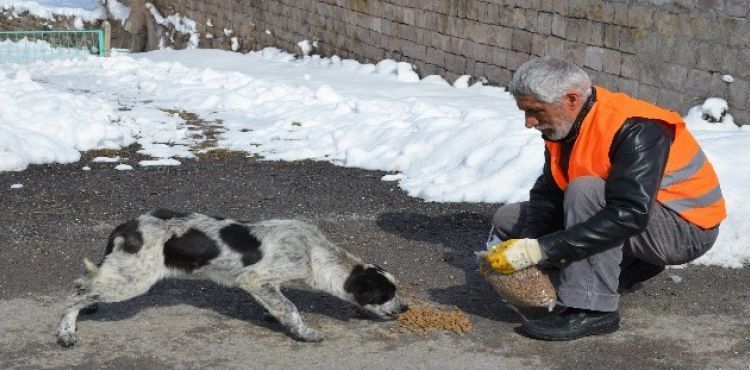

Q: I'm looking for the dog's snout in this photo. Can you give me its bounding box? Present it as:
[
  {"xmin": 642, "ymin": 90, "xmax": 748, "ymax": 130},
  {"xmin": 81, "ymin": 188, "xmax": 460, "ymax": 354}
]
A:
[{"xmin": 399, "ymin": 303, "xmax": 409, "ymax": 313}]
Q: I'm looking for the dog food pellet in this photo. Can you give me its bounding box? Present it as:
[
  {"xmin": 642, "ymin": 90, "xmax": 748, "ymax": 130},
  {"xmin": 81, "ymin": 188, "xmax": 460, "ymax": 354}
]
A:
[
  {"xmin": 396, "ymin": 306, "xmax": 472, "ymax": 336},
  {"xmin": 477, "ymin": 254, "xmax": 557, "ymax": 309}
]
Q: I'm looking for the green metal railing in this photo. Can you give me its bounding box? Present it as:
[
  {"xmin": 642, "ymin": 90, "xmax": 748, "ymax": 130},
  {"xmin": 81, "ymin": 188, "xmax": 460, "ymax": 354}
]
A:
[{"xmin": 0, "ymin": 29, "xmax": 107, "ymax": 64}]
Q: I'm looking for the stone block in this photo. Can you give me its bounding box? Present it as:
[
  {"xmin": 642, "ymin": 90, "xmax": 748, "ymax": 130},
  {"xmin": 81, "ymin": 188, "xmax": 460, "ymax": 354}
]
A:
[
  {"xmin": 551, "ymin": 14, "xmax": 566, "ymax": 37},
  {"xmin": 568, "ymin": 0, "xmax": 587, "ymax": 18},
  {"xmin": 673, "ymin": 37, "xmax": 698, "ymax": 66},
  {"xmin": 656, "ymin": 88, "xmax": 684, "ymax": 112},
  {"xmin": 686, "ymin": 68, "xmax": 712, "ymax": 97},
  {"xmin": 471, "ymin": 21, "xmax": 496, "ymax": 45},
  {"xmin": 511, "ymin": 29, "xmax": 533, "ymax": 53},
  {"xmin": 497, "ymin": 6, "xmax": 514, "ymax": 27},
  {"xmin": 398, "ymin": 23, "xmax": 418, "ymax": 42},
  {"xmin": 733, "ymin": 109, "xmax": 749, "ymax": 126},
  {"xmin": 511, "ymin": 7, "xmax": 527, "ymax": 29},
  {"xmin": 485, "ymin": 3, "xmax": 503, "ymax": 24},
  {"xmin": 728, "ymin": 78, "xmax": 749, "ymax": 109},
  {"xmin": 582, "ymin": 20, "xmax": 603, "ymax": 46},
  {"xmin": 485, "ymin": 65, "xmax": 513, "ymax": 86},
  {"xmin": 617, "ymin": 27, "xmax": 638, "ymax": 54},
  {"xmin": 413, "ymin": 9, "xmax": 428, "ymax": 28},
  {"xmin": 506, "ymin": 50, "xmax": 531, "ymax": 70},
  {"xmin": 727, "ymin": 18, "xmax": 750, "ymax": 46},
  {"xmin": 466, "ymin": 1, "xmax": 484, "ymax": 21},
  {"xmin": 739, "ymin": 48, "xmax": 750, "ymax": 78},
  {"xmin": 553, "ymin": 0, "xmax": 568, "ymax": 16},
  {"xmin": 593, "ymin": 71, "xmax": 618, "ymax": 91},
  {"xmin": 619, "ymin": 53, "xmax": 638, "ymax": 79},
  {"xmin": 470, "ymin": 42, "xmax": 495, "ymax": 63},
  {"xmin": 657, "ymin": 63, "xmax": 688, "ymax": 91},
  {"xmin": 584, "ymin": 46, "xmax": 604, "ymax": 71},
  {"xmin": 639, "ymin": 62, "xmax": 659, "ymax": 86},
  {"xmin": 563, "ymin": 41, "xmax": 586, "ymax": 66},
  {"xmin": 370, "ymin": 17, "xmax": 382, "ymax": 32},
  {"xmin": 696, "ymin": 42, "xmax": 724, "ymax": 71},
  {"xmin": 600, "ymin": 2, "xmax": 615, "ymax": 23},
  {"xmin": 445, "ymin": 52, "xmax": 467, "ymax": 73},
  {"xmin": 564, "ymin": 17, "xmax": 579, "ymax": 41},
  {"xmin": 402, "ymin": 41, "xmax": 427, "ymax": 60},
  {"xmin": 603, "ymin": 24, "xmax": 619, "ymax": 49},
  {"xmin": 492, "ymin": 47, "xmax": 508, "ymax": 67},
  {"xmin": 632, "ymin": 31, "xmax": 660, "ymax": 61},
  {"xmin": 638, "ymin": 84, "xmax": 658, "ymax": 103},
  {"xmin": 602, "ymin": 48, "xmax": 621, "ymax": 75},
  {"xmin": 726, "ymin": 0, "xmax": 749, "ymax": 17},
  {"xmin": 539, "ymin": 0, "xmax": 555, "ymax": 13},
  {"xmin": 546, "ymin": 36, "xmax": 565, "ymax": 58},
  {"xmin": 489, "ymin": 25, "xmax": 512, "ymax": 49},
  {"xmin": 625, "ymin": 4, "xmax": 652, "ymax": 29},
  {"xmin": 617, "ymin": 77, "xmax": 639, "ymax": 96},
  {"xmin": 402, "ymin": 7, "xmax": 415, "ymax": 25},
  {"xmin": 537, "ymin": 11, "xmax": 552, "ymax": 35},
  {"xmin": 426, "ymin": 46, "xmax": 446, "ymax": 65},
  {"xmin": 531, "ymin": 34, "xmax": 547, "ymax": 56}
]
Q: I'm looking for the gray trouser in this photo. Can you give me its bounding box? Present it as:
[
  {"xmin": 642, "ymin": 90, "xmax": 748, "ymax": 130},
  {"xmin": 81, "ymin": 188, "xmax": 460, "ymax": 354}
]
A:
[{"xmin": 492, "ymin": 176, "xmax": 719, "ymax": 311}]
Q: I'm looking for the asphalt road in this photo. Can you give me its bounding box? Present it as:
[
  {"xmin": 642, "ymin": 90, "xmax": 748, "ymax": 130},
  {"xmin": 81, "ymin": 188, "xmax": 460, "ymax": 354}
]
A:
[{"xmin": 1, "ymin": 148, "xmax": 748, "ymax": 369}]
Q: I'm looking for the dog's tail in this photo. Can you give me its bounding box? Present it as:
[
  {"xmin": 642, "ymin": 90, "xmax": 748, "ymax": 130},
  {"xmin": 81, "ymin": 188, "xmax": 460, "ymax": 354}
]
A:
[{"xmin": 73, "ymin": 258, "xmax": 99, "ymax": 290}]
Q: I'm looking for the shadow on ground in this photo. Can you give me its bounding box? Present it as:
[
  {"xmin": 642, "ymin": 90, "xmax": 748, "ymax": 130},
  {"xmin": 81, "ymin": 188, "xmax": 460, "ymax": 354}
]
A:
[
  {"xmin": 375, "ymin": 211, "xmax": 552, "ymax": 324},
  {"xmin": 75, "ymin": 279, "xmax": 378, "ymax": 338}
]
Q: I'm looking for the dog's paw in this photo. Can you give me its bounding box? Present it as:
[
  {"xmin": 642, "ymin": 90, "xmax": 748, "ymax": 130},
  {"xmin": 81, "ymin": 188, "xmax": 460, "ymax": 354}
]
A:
[
  {"xmin": 292, "ymin": 327, "xmax": 324, "ymax": 342},
  {"xmin": 56, "ymin": 332, "xmax": 76, "ymax": 347}
]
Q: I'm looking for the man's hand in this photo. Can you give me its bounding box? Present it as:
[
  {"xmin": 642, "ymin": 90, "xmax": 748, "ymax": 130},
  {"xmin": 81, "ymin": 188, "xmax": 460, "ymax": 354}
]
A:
[{"xmin": 486, "ymin": 239, "xmax": 545, "ymax": 274}]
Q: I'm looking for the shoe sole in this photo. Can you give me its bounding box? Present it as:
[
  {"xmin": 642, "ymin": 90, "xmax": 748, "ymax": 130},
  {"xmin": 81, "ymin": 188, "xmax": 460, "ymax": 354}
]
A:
[{"xmin": 519, "ymin": 319, "xmax": 620, "ymax": 341}]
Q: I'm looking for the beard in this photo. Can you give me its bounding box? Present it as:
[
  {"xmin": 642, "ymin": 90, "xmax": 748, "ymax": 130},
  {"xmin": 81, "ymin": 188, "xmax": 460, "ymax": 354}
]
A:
[{"xmin": 536, "ymin": 118, "xmax": 574, "ymax": 141}]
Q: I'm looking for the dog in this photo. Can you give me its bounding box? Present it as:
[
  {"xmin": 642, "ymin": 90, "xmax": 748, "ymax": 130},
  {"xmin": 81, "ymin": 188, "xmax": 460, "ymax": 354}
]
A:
[{"xmin": 56, "ymin": 208, "xmax": 406, "ymax": 346}]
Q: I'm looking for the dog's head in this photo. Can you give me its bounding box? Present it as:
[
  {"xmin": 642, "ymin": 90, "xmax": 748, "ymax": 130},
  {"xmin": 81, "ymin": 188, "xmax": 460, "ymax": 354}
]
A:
[{"xmin": 343, "ymin": 264, "xmax": 407, "ymax": 319}]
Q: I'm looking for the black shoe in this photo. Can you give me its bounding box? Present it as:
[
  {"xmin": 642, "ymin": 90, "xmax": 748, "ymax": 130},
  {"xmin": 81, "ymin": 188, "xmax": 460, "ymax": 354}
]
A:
[{"xmin": 518, "ymin": 307, "xmax": 620, "ymax": 341}]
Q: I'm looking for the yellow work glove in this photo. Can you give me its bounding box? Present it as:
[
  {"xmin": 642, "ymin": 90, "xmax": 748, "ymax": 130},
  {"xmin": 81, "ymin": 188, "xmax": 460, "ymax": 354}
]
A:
[{"xmin": 486, "ymin": 239, "xmax": 545, "ymax": 274}]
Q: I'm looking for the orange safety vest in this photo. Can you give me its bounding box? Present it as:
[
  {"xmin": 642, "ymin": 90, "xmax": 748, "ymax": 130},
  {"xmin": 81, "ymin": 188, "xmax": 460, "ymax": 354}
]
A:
[{"xmin": 545, "ymin": 86, "xmax": 726, "ymax": 229}]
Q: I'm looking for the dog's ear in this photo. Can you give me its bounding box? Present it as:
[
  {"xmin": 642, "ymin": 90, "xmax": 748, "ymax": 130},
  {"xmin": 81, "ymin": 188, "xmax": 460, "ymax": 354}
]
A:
[
  {"xmin": 83, "ymin": 258, "xmax": 98, "ymax": 275},
  {"xmin": 344, "ymin": 265, "xmax": 396, "ymax": 306}
]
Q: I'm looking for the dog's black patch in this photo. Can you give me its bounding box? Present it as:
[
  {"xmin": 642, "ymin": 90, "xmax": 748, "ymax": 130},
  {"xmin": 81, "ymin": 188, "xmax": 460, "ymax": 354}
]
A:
[
  {"xmin": 219, "ymin": 223, "xmax": 263, "ymax": 266},
  {"xmin": 344, "ymin": 265, "xmax": 396, "ymax": 306},
  {"xmin": 164, "ymin": 228, "xmax": 220, "ymax": 272},
  {"xmin": 104, "ymin": 220, "xmax": 143, "ymax": 255},
  {"xmin": 149, "ymin": 208, "xmax": 189, "ymax": 220}
]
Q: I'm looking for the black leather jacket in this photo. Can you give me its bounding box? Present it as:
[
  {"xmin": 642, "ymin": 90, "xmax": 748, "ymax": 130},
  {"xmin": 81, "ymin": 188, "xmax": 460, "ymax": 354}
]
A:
[{"xmin": 522, "ymin": 87, "xmax": 675, "ymax": 263}]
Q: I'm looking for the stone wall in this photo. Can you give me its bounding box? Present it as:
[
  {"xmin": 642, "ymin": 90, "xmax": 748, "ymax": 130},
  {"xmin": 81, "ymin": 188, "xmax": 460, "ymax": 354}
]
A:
[{"xmin": 128, "ymin": 1, "xmax": 750, "ymax": 123}]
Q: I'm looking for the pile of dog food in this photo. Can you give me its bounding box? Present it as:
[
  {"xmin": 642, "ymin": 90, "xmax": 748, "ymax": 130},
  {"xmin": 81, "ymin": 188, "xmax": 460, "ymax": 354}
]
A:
[{"xmin": 396, "ymin": 305, "xmax": 472, "ymax": 335}]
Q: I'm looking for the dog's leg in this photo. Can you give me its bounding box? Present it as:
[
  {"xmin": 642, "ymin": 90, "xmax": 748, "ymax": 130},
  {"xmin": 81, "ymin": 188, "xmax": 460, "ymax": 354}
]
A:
[
  {"xmin": 56, "ymin": 291, "xmax": 100, "ymax": 347},
  {"xmin": 237, "ymin": 275, "xmax": 323, "ymax": 342},
  {"xmin": 57, "ymin": 260, "xmax": 161, "ymax": 347}
]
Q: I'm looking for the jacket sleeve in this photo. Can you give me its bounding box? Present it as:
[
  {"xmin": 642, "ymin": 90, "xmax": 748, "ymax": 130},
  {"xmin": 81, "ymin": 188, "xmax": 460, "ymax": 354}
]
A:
[
  {"xmin": 520, "ymin": 149, "xmax": 564, "ymax": 238},
  {"xmin": 537, "ymin": 118, "xmax": 674, "ymax": 263}
]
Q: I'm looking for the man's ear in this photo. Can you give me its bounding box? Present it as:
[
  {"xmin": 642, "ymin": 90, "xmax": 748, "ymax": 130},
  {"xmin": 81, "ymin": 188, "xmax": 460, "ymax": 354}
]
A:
[{"xmin": 562, "ymin": 91, "xmax": 584, "ymax": 112}]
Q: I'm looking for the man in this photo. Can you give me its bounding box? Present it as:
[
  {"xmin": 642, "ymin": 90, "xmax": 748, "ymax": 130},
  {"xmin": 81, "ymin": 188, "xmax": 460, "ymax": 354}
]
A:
[{"xmin": 486, "ymin": 57, "xmax": 725, "ymax": 341}]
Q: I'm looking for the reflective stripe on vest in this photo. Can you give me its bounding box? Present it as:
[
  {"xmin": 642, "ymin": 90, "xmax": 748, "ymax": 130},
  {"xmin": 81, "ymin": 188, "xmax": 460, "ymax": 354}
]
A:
[
  {"xmin": 545, "ymin": 86, "xmax": 726, "ymax": 229},
  {"xmin": 661, "ymin": 149, "xmax": 706, "ymax": 188}
]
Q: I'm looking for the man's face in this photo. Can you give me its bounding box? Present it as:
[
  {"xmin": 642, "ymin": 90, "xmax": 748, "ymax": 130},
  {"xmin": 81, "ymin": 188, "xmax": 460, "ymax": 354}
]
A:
[{"xmin": 515, "ymin": 94, "xmax": 581, "ymax": 141}]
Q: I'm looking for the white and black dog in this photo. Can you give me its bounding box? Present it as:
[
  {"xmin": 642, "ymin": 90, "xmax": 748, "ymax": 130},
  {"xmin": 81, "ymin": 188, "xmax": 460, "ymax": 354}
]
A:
[{"xmin": 57, "ymin": 208, "xmax": 406, "ymax": 346}]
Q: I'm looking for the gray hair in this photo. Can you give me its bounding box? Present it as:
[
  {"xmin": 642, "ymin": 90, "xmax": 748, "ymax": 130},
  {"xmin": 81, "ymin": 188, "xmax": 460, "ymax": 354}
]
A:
[{"xmin": 508, "ymin": 57, "xmax": 592, "ymax": 103}]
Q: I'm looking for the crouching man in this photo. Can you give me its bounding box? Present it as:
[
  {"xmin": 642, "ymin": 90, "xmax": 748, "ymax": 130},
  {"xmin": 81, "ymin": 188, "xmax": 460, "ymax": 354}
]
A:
[{"xmin": 487, "ymin": 57, "xmax": 725, "ymax": 341}]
